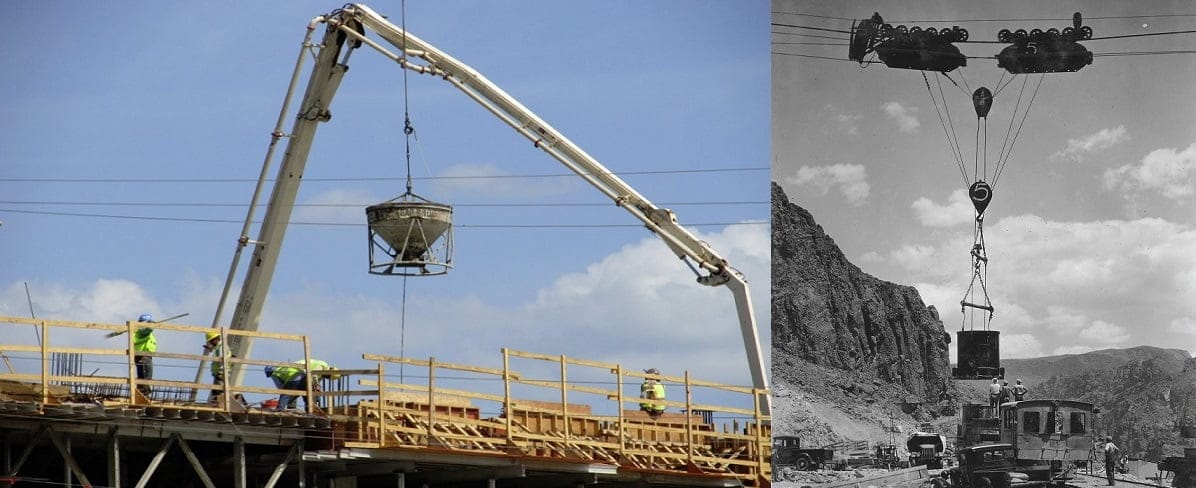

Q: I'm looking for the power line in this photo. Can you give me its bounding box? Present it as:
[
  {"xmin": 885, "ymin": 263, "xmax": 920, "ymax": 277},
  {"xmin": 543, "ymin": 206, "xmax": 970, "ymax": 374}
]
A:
[
  {"xmin": 771, "ymin": 31, "xmax": 850, "ymax": 41},
  {"xmin": 0, "ymin": 208, "xmax": 765, "ymax": 229},
  {"xmin": 1089, "ymin": 29, "xmax": 1196, "ymax": 41},
  {"xmin": 0, "ymin": 167, "xmax": 768, "ymax": 184},
  {"xmin": 0, "ymin": 199, "xmax": 766, "ymax": 209},
  {"xmin": 771, "ymin": 22, "xmax": 853, "ymax": 35},
  {"xmin": 772, "ymin": 41, "xmax": 848, "ymax": 47},
  {"xmin": 772, "ymin": 11, "xmax": 1196, "ymax": 23}
]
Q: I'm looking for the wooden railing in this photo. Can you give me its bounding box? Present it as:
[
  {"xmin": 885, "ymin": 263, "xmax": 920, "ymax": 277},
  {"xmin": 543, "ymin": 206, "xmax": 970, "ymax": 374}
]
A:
[
  {"xmin": 0, "ymin": 315, "xmax": 323, "ymax": 413},
  {"xmin": 0, "ymin": 315, "xmax": 771, "ymax": 485},
  {"xmin": 322, "ymin": 348, "xmax": 771, "ymax": 484}
]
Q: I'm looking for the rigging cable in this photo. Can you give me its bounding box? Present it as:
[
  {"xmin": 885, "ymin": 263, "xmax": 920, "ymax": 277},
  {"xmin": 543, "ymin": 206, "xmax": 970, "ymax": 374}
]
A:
[
  {"xmin": 993, "ymin": 74, "xmax": 1045, "ymax": 188},
  {"xmin": 398, "ymin": 0, "xmax": 411, "ymax": 382},
  {"xmin": 923, "ymin": 72, "xmax": 969, "ymax": 187}
]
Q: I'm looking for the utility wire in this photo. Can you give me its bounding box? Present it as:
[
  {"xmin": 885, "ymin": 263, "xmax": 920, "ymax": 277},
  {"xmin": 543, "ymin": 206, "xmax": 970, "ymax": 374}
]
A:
[
  {"xmin": 0, "ymin": 208, "xmax": 763, "ymax": 228},
  {"xmin": 770, "ymin": 22, "xmax": 853, "ymax": 34},
  {"xmin": 0, "ymin": 167, "xmax": 767, "ymax": 184},
  {"xmin": 772, "ymin": 12, "xmax": 1196, "ymax": 23},
  {"xmin": 770, "ymin": 32, "xmax": 850, "ymax": 41},
  {"xmin": 0, "ymin": 200, "xmax": 766, "ymax": 208}
]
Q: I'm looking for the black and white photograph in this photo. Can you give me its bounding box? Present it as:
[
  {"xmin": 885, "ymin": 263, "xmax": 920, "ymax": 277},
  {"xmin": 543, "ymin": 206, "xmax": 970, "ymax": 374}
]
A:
[{"xmin": 772, "ymin": 1, "xmax": 1194, "ymax": 486}]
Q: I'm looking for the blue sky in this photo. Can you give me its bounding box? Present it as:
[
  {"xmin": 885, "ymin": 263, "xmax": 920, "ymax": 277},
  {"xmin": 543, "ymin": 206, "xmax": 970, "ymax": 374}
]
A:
[
  {"xmin": 0, "ymin": 2, "xmax": 770, "ymax": 409},
  {"xmin": 774, "ymin": 0, "xmax": 1195, "ymax": 361}
]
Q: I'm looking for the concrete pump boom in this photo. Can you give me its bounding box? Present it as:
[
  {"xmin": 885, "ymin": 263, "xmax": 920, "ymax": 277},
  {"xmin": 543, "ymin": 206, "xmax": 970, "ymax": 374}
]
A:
[{"xmin": 214, "ymin": 4, "xmax": 769, "ymax": 414}]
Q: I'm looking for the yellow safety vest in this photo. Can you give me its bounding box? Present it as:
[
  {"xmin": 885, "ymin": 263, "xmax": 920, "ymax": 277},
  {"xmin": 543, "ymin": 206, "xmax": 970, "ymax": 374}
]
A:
[
  {"xmin": 133, "ymin": 328, "xmax": 156, "ymax": 353},
  {"xmin": 273, "ymin": 365, "xmax": 302, "ymax": 383},
  {"xmin": 640, "ymin": 381, "xmax": 666, "ymax": 411},
  {"xmin": 209, "ymin": 342, "xmax": 225, "ymax": 376}
]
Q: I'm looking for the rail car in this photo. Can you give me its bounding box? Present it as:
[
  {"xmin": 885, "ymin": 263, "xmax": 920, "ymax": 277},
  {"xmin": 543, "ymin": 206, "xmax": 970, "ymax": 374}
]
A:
[{"xmin": 957, "ymin": 400, "xmax": 1098, "ymax": 479}]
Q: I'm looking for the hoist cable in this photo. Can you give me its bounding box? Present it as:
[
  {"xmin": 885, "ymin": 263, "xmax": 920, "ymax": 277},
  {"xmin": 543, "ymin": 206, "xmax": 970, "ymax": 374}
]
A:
[
  {"xmin": 993, "ymin": 75, "xmax": 1028, "ymax": 186},
  {"xmin": 940, "ymin": 71, "xmax": 971, "ymax": 98},
  {"xmin": 924, "ymin": 72, "xmax": 969, "ymax": 187},
  {"xmin": 936, "ymin": 74, "xmax": 968, "ymax": 183},
  {"xmin": 401, "ymin": 0, "xmax": 414, "ymax": 195},
  {"xmin": 398, "ymin": 0, "xmax": 410, "ymax": 381},
  {"xmin": 993, "ymin": 74, "xmax": 1044, "ymax": 188}
]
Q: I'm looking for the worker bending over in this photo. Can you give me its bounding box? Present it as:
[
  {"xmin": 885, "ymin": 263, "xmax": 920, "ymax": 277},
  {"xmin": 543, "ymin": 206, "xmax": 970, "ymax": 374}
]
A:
[
  {"xmin": 639, "ymin": 368, "xmax": 666, "ymax": 420},
  {"xmin": 266, "ymin": 358, "xmax": 335, "ymax": 411}
]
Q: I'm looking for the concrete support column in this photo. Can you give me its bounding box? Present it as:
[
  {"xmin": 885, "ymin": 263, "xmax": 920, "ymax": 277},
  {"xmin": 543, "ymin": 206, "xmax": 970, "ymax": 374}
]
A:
[
  {"xmin": 107, "ymin": 429, "xmax": 121, "ymax": 488},
  {"xmin": 234, "ymin": 436, "xmax": 246, "ymax": 488}
]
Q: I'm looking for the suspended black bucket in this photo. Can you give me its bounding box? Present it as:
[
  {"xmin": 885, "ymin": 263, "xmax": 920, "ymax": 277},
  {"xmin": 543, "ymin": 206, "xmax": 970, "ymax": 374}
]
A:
[
  {"xmin": 366, "ymin": 195, "xmax": 453, "ymax": 276},
  {"xmin": 952, "ymin": 330, "xmax": 1004, "ymax": 380}
]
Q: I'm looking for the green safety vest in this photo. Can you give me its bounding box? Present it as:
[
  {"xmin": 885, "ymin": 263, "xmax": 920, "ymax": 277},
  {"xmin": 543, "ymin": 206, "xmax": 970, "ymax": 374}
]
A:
[
  {"xmin": 133, "ymin": 328, "xmax": 156, "ymax": 353},
  {"xmin": 640, "ymin": 381, "xmax": 666, "ymax": 411},
  {"xmin": 273, "ymin": 365, "xmax": 302, "ymax": 383},
  {"xmin": 298, "ymin": 359, "xmax": 330, "ymax": 371},
  {"xmin": 209, "ymin": 342, "xmax": 224, "ymax": 376}
]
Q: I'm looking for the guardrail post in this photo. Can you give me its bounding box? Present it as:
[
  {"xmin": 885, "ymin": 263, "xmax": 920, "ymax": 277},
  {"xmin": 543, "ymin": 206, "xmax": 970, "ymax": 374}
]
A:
[
  {"xmin": 685, "ymin": 370, "xmax": 694, "ymax": 468},
  {"xmin": 755, "ymin": 387, "xmax": 766, "ymax": 480},
  {"xmin": 560, "ymin": 355, "xmax": 570, "ymax": 442},
  {"xmin": 503, "ymin": 349, "xmax": 513, "ymax": 448},
  {"xmin": 378, "ymin": 362, "xmax": 387, "ymax": 446},
  {"xmin": 221, "ymin": 328, "xmax": 232, "ymax": 413},
  {"xmin": 615, "ymin": 364, "xmax": 624, "ymax": 459},
  {"xmin": 302, "ymin": 336, "xmax": 313, "ymax": 415},
  {"xmin": 427, "ymin": 357, "xmax": 436, "ymax": 444},
  {"xmin": 126, "ymin": 320, "xmax": 137, "ymax": 404},
  {"xmin": 40, "ymin": 321, "xmax": 49, "ymax": 407}
]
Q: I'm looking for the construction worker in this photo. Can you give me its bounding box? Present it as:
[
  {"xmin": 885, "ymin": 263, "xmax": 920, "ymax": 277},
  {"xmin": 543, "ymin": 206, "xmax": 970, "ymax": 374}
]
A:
[
  {"xmin": 266, "ymin": 358, "xmax": 334, "ymax": 411},
  {"xmin": 987, "ymin": 378, "xmax": 1001, "ymax": 411},
  {"xmin": 133, "ymin": 313, "xmax": 156, "ymax": 397},
  {"xmin": 1011, "ymin": 379, "xmax": 1028, "ymax": 401},
  {"xmin": 202, "ymin": 331, "xmax": 226, "ymax": 405},
  {"xmin": 1102, "ymin": 437, "xmax": 1120, "ymax": 486},
  {"xmin": 639, "ymin": 368, "xmax": 666, "ymax": 420}
]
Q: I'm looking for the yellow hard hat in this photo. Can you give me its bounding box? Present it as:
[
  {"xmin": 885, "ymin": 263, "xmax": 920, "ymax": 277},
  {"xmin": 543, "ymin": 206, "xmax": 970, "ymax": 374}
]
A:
[
  {"xmin": 205, "ymin": 331, "xmax": 220, "ymax": 341},
  {"xmin": 328, "ymin": 366, "xmax": 342, "ymax": 380}
]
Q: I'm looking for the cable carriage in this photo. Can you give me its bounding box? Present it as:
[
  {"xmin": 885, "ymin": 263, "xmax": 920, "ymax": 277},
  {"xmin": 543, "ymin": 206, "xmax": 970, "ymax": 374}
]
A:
[
  {"xmin": 848, "ymin": 13, "xmax": 1092, "ymax": 381},
  {"xmin": 850, "ymin": 13, "xmax": 969, "ymax": 72},
  {"xmin": 997, "ymin": 14, "xmax": 1094, "ymax": 74}
]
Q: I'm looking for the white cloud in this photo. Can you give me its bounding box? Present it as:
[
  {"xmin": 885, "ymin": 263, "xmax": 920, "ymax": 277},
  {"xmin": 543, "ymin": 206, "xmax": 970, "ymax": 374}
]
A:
[
  {"xmin": 1, "ymin": 224, "xmax": 771, "ymax": 390},
  {"xmin": 858, "ymin": 251, "xmax": 884, "ymax": 263},
  {"xmin": 897, "ymin": 214, "xmax": 1194, "ymax": 358},
  {"xmin": 882, "ymin": 101, "xmax": 920, "ymax": 133},
  {"xmin": 911, "ymin": 189, "xmax": 973, "ymax": 228},
  {"xmin": 782, "ymin": 164, "xmax": 870, "ymax": 205},
  {"xmin": 1044, "ymin": 306, "xmax": 1089, "ymax": 331},
  {"xmin": 1001, "ymin": 333, "xmax": 1045, "ymax": 359},
  {"xmin": 294, "ymin": 188, "xmax": 378, "ymax": 224},
  {"xmin": 1053, "ymin": 126, "xmax": 1128, "ymax": 162},
  {"xmin": 1104, "ymin": 142, "xmax": 1196, "ymax": 200},
  {"xmin": 890, "ymin": 245, "xmax": 938, "ymax": 269},
  {"xmin": 821, "ymin": 104, "xmax": 862, "ymax": 136},
  {"xmin": 432, "ymin": 163, "xmax": 579, "ymax": 198},
  {"xmin": 1080, "ymin": 320, "xmax": 1130, "ymax": 345},
  {"xmin": 1051, "ymin": 345, "xmax": 1098, "ymax": 356},
  {"xmin": 1170, "ymin": 316, "xmax": 1196, "ymax": 336}
]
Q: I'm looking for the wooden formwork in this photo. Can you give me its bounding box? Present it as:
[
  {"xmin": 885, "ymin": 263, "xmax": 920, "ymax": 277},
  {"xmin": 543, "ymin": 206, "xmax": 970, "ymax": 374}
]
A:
[
  {"xmin": 0, "ymin": 315, "xmax": 772, "ymax": 486},
  {"xmin": 328, "ymin": 348, "xmax": 772, "ymax": 485}
]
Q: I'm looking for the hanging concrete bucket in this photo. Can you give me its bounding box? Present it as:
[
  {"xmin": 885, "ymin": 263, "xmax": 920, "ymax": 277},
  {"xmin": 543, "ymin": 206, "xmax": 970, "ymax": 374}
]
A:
[
  {"xmin": 952, "ymin": 330, "xmax": 1004, "ymax": 380},
  {"xmin": 366, "ymin": 199, "xmax": 453, "ymax": 276}
]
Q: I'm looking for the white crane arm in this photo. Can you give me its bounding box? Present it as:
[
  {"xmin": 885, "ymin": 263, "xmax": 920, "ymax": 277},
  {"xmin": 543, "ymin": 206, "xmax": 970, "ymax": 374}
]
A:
[{"xmin": 219, "ymin": 4, "xmax": 769, "ymax": 413}]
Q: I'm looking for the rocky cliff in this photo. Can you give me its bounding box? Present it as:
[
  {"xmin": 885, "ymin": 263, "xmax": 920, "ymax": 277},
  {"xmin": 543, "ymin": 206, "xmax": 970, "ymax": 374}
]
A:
[{"xmin": 772, "ymin": 182, "xmax": 952, "ymax": 402}]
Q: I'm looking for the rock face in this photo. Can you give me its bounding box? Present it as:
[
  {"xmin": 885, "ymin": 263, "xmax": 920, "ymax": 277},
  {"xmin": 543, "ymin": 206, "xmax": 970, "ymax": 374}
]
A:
[{"xmin": 772, "ymin": 182, "xmax": 951, "ymax": 402}]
